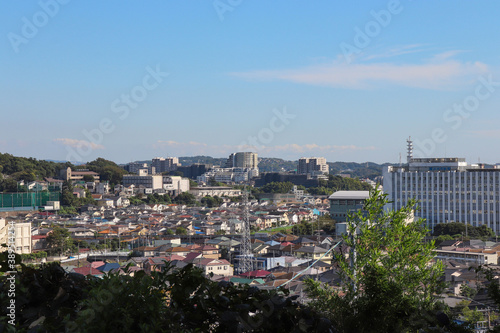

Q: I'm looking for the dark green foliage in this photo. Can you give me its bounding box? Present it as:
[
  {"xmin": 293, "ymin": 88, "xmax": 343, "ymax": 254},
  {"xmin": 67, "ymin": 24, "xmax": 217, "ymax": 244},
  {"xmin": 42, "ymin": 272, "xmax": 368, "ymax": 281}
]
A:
[
  {"xmin": 82, "ymin": 175, "xmax": 94, "ymax": 182},
  {"xmin": 85, "ymin": 158, "xmax": 126, "ymax": 187},
  {"xmin": 175, "ymin": 227, "xmax": 187, "ymax": 235},
  {"xmin": 46, "ymin": 226, "xmax": 73, "ymax": 256},
  {"xmin": 259, "ymin": 181, "xmax": 294, "ymax": 194},
  {"xmin": 0, "ymin": 152, "xmax": 72, "ymax": 183},
  {"xmin": 61, "ymin": 181, "xmax": 76, "ymax": 207},
  {"xmin": 0, "ymin": 259, "xmax": 334, "ymax": 332},
  {"xmin": 0, "ymin": 178, "xmax": 18, "ymax": 192},
  {"xmin": 201, "ymin": 195, "xmax": 223, "ymax": 207},
  {"xmin": 208, "ymin": 177, "xmax": 227, "ymax": 186},
  {"xmin": 173, "ymin": 192, "xmax": 197, "ymax": 206},
  {"xmin": 0, "ymin": 262, "xmax": 89, "ymax": 332},
  {"xmin": 433, "ymin": 222, "xmax": 494, "ymax": 239}
]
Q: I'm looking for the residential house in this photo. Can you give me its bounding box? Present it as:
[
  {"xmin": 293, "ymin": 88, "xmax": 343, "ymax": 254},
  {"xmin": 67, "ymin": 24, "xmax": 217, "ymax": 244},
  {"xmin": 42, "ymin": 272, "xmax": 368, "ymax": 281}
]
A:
[
  {"xmin": 191, "ymin": 258, "xmax": 233, "ymax": 277},
  {"xmin": 293, "ymin": 246, "xmax": 333, "ymax": 264}
]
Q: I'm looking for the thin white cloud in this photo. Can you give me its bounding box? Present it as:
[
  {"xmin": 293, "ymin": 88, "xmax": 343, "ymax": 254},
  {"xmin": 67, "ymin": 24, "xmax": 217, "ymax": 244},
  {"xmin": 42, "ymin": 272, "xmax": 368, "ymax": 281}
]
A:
[
  {"xmin": 363, "ymin": 44, "xmax": 429, "ymax": 61},
  {"xmin": 155, "ymin": 140, "xmax": 208, "ymax": 148},
  {"xmin": 256, "ymin": 143, "xmax": 376, "ymax": 154},
  {"xmin": 467, "ymin": 129, "xmax": 500, "ymax": 139},
  {"xmin": 230, "ymin": 55, "xmax": 489, "ymax": 90},
  {"xmin": 157, "ymin": 141, "xmax": 375, "ymax": 155},
  {"xmin": 53, "ymin": 138, "xmax": 104, "ymax": 150}
]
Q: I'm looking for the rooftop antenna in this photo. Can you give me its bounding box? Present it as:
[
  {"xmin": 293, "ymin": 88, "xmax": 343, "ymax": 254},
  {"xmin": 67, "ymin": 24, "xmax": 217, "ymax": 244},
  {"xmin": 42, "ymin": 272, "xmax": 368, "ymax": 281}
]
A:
[{"xmin": 406, "ymin": 136, "xmax": 413, "ymax": 163}]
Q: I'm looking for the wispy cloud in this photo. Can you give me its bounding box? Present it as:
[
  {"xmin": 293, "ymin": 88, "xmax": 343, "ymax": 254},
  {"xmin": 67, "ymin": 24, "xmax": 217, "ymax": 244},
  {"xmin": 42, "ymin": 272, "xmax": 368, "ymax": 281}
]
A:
[
  {"xmin": 467, "ymin": 129, "xmax": 500, "ymax": 139},
  {"xmin": 154, "ymin": 140, "xmax": 208, "ymax": 148},
  {"xmin": 230, "ymin": 53, "xmax": 489, "ymax": 90},
  {"xmin": 362, "ymin": 44, "xmax": 429, "ymax": 61},
  {"xmin": 154, "ymin": 140, "xmax": 375, "ymax": 157},
  {"xmin": 244, "ymin": 143, "xmax": 376, "ymax": 154},
  {"xmin": 53, "ymin": 138, "xmax": 105, "ymax": 150}
]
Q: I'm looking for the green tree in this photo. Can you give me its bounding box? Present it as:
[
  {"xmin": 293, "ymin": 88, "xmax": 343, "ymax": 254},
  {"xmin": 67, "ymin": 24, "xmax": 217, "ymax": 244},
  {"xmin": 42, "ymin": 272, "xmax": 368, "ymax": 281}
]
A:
[
  {"xmin": 173, "ymin": 192, "xmax": 196, "ymax": 206},
  {"xmin": 306, "ymin": 188, "xmax": 447, "ymax": 332},
  {"xmin": 201, "ymin": 195, "xmax": 223, "ymax": 208},
  {"xmin": 175, "ymin": 227, "xmax": 187, "ymax": 235},
  {"xmin": 61, "ymin": 181, "xmax": 76, "ymax": 207},
  {"xmin": 460, "ymin": 284, "xmax": 477, "ymax": 299},
  {"xmin": 82, "ymin": 174, "xmax": 94, "ymax": 182},
  {"xmin": 260, "ymin": 181, "xmax": 294, "ymax": 194},
  {"xmin": 46, "ymin": 226, "xmax": 73, "ymax": 256}
]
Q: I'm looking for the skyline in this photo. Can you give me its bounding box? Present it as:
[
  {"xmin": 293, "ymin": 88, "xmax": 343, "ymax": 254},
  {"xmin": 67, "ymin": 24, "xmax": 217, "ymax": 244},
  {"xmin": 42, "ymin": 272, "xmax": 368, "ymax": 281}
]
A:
[{"xmin": 2, "ymin": 1, "xmax": 500, "ymax": 164}]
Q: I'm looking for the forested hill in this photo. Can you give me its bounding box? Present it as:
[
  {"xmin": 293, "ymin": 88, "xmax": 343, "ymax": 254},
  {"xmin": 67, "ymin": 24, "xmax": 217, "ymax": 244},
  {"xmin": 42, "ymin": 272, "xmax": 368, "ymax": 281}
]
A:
[
  {"xmin": 0, "ymin": 154, "xmax": 126, "ymax": 189},
  {"xmin": 0, "ymin": 153, "xmax": 72, "ymax": 181},
  {"xmin": 259, "ymin": 158, "xmax": 385, "ymax": 179},
  {"xmin": 177, "ymin": 156, "xmax": 384, "ymax": 179}
]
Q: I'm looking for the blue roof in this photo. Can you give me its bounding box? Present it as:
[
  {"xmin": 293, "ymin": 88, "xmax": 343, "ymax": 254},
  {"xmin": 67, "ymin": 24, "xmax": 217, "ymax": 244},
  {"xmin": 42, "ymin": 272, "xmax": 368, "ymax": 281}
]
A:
[{"xmin": 96, "ymin": 263, "xmax": 120, "ymax": 272}]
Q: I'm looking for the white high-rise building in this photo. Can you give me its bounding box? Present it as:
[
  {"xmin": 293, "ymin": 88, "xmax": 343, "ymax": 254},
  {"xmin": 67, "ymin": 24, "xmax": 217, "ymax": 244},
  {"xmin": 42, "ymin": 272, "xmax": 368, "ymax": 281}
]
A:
[
  {"xmin": 226, "ymin": 152, "xmax": 258, "ymax": 169},
  {"xmin": 383, "ymin": 152, "xmax": 500, "ymax": 234}
]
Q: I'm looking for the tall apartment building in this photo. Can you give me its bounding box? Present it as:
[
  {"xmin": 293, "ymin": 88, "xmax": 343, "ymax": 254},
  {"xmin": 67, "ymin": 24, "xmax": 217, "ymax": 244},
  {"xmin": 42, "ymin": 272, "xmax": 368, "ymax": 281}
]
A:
[
  {"xmin": 297, "ymin": 157, "xmax": 329, "ymax": 176},
  {"xmin": 152, "ymin": 157, "xmax": 180, "ymax": 174},
  {"xmin": 383, "ymin": 139, "xmax": 500, "ymax": 233},
  {"xmin": 226, "ymin": 152, "xmax": 258, "ymax": 169}
]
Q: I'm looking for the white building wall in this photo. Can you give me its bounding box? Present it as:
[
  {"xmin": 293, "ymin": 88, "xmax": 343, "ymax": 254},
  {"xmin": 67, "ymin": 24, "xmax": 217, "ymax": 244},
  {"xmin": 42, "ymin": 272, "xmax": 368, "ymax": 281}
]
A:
[{"xmin": 384, "ymin": 165, "xmax": 500, "ymax": 233}]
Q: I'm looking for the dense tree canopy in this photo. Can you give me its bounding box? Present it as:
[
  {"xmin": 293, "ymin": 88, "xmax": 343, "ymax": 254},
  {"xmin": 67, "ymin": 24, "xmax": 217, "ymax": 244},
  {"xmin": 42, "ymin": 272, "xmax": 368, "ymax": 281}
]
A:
[
  {"xmin": 173, "ymin": 192, "xmax": 197, "ymax": 206},
  {"xmin": 46, "ymin": 226, "xmax": 74, "ymax": 255},
  {"xmin": 82, "ymin": 158, "xmax": 127, "ymax": 187},
  {"xmin": 258, "ymin": 181, "xmax": 295, "ymax": 194},
  {"xmin": 201, "ymin": 195, "xmax": 223, "ymax": 208},
  {"xmin": 0, "ymin": 261, "xmax": 334, "ymax": 332},
  {"xmin": 0, "ymin": 152, "xmax": 71, "ymax": 181},
  {"xmin": 433, "ymin": 222, "xmax": 494, "ymax": 239}
]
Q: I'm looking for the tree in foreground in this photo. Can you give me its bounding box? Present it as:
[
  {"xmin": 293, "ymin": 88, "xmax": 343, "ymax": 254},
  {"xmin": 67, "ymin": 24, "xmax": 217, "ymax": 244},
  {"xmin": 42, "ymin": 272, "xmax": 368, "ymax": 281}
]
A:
[
  {"xmin": 0, "ymin": 257, "xmax": 335, "ymax": 332},
  {"xmin": 306, "ymin": 188, "xmax": 470, "ymax": 332}
]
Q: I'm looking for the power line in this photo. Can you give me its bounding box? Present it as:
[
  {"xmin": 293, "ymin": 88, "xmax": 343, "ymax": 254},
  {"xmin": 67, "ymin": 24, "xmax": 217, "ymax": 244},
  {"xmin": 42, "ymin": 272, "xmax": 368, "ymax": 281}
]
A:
[{"xmin": 276, "ymin": 240, "xmax": 342, "ymax": 289}]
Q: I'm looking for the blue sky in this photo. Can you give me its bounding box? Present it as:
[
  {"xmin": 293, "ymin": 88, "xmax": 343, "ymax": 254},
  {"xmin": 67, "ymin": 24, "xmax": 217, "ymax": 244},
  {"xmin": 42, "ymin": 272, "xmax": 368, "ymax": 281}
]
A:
[{"xmin": 1, "ymin": 1, "xmax": 499, "ymax": 164}]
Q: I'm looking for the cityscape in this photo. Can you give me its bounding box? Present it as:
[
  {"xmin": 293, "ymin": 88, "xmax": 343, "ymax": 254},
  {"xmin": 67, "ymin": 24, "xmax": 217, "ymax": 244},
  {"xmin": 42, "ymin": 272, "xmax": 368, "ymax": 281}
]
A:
[{"xmin": 2, "ymin": 1, "xmax": 500, "ymax": 332}]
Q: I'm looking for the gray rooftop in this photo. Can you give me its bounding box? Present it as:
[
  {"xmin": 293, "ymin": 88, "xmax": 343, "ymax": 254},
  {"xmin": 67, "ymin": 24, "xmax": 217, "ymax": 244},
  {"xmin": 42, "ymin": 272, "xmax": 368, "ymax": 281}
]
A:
[{"xmin": 328, "ymin": 191, "xmax": 370, "ymax": 200}]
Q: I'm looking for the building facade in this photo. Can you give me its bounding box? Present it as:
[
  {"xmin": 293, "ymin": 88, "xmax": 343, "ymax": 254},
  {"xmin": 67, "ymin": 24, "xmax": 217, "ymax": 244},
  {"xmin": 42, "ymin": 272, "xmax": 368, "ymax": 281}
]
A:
[
  {"xmin": 152, "ymin": 157, "xmax": 180, "ymax": 174},
  {"xmin": 328, "ymin": 191, "xmax": 370, "ymax": 222},
  {"xmin": 226, "ymin": 152, "xmax": 258, "ymax": 169},
  {"xmin": 298, "ymin": 157, "xmax": 329, "ymax": 176},
  {"xmin": 383, "ymin": 157, "xmax": 500, "ymax": 233},
  {"xmin": 0, "ymin": 219, "xmax": 32, "ymax": 254}
]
